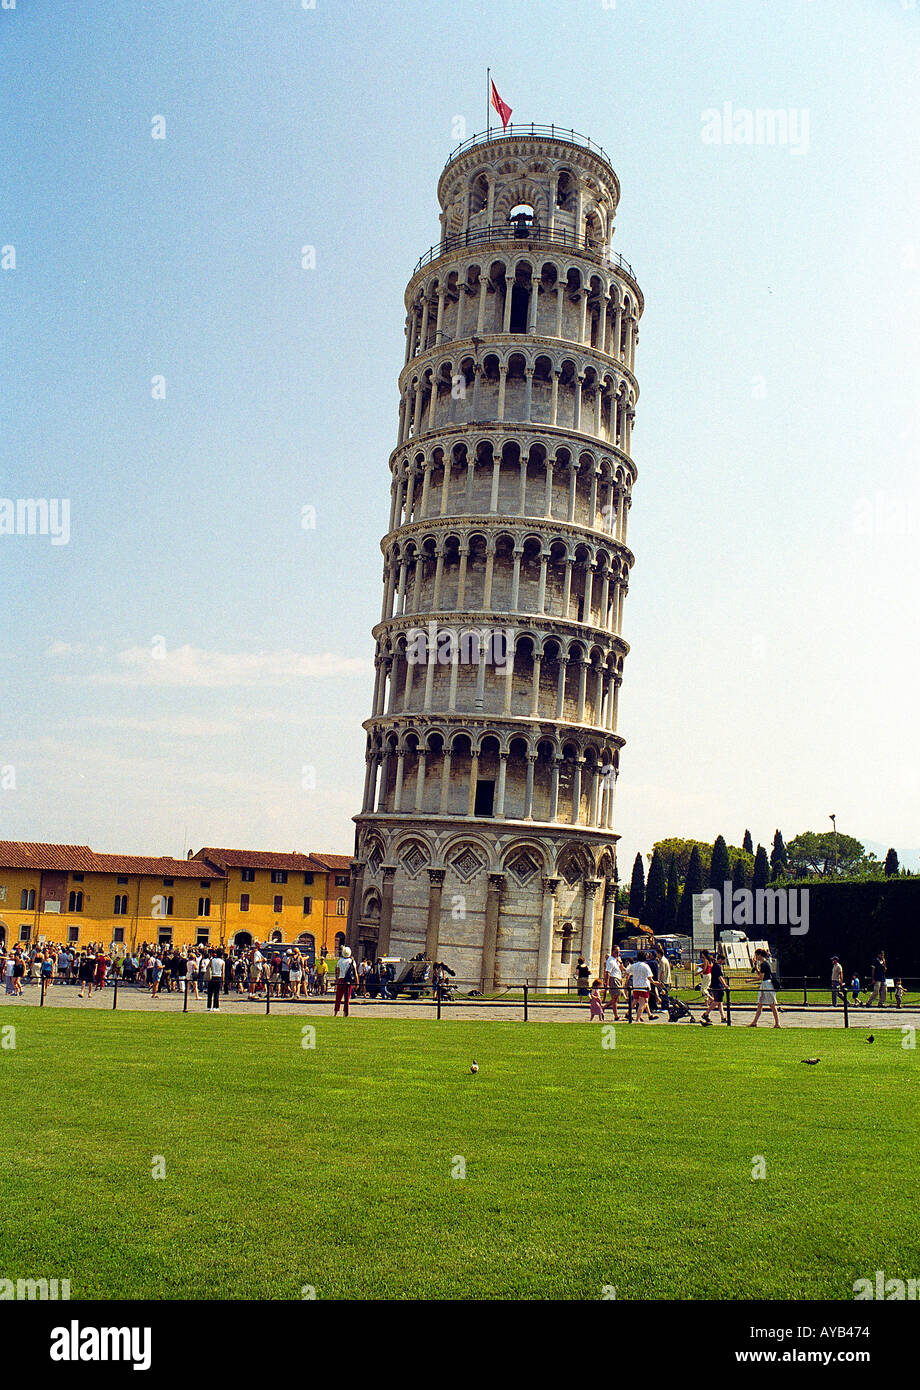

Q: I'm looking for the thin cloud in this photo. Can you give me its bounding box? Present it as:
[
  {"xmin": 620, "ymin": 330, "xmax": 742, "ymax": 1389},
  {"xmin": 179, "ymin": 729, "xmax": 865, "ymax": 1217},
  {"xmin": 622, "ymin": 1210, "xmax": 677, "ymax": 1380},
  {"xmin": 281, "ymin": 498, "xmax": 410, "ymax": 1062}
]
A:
[{"xmin": 53, "ymin": 644, "xmax": 372, "ymax": 689}]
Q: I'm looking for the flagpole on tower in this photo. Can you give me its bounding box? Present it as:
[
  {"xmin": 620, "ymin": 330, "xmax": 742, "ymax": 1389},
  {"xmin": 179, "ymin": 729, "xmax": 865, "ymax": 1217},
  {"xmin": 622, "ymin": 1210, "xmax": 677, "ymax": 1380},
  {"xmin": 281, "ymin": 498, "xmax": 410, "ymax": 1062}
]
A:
[{"xmin": 486, "ymin": 67, "xmax": 490, "ymax": 136}]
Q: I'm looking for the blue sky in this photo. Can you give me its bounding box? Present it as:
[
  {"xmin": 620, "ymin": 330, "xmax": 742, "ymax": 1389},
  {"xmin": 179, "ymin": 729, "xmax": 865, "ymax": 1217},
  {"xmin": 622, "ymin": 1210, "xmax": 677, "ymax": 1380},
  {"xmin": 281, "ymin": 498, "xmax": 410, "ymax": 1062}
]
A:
[{"xmin": 1, "ymin": 0, "xmax": 918, "ymax": 869}]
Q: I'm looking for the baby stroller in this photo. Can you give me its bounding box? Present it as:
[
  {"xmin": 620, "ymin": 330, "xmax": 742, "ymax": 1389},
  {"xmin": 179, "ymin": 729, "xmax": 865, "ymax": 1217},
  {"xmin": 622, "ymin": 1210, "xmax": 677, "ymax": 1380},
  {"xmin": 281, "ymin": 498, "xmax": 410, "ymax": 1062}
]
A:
[{"xmin": 666, "ymin": 994, "xmax": 693, "ymax": 1023}]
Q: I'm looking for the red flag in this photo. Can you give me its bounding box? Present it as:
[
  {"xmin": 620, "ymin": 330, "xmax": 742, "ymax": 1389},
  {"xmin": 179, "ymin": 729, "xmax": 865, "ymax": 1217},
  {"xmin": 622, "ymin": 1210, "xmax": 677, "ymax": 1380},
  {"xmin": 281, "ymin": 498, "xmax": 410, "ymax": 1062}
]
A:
[{"xmin": 490, "ymin": 80, "xmax": 512, "ymax": 132}]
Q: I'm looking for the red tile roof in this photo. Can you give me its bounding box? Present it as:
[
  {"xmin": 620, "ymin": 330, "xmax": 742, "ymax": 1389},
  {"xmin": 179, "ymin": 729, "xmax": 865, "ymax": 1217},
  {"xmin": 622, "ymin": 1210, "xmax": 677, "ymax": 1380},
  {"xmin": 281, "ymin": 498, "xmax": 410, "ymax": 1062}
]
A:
[
  {"xmin": 309, "ymin": 853, "xmax": 353, "ymax": 872},
  {"xmin": 192, "ymin": 847, "xmax": 328, "ymax": 873},
  {"xmin": 0, "ymin": 842, "xmax": 224, "ymax": 878}
]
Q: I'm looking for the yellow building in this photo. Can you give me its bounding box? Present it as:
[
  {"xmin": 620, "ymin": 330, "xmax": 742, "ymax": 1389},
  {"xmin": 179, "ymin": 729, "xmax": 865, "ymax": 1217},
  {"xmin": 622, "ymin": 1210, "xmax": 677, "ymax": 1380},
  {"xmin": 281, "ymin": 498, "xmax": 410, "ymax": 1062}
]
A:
[
  {"xmin": 0, "ymin": 842, "xmax": 228, "ymax": 952},
  {"xmin": 0, "ymin": 842, "xmax": 352, "ymax": 958},
  {"xmin": 192, "ymin": 848, "xmax": 352, "ymax": 958}
]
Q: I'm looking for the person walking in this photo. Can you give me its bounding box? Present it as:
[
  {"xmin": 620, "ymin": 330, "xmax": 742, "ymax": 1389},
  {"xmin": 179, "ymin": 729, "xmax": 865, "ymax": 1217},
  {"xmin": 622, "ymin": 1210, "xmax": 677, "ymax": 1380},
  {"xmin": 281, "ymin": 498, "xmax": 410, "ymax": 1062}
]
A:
[
  {"xmin": 626, "ymin": 951, "xmax": 654, "ymax": 1023},
  {"xmin": 603, "ymin": 945, "xmax": 624, "ymax": 1020},
  {"xmin": 575, "ymin": 955, "xmax": 591, "ymax": 999},
  {"xmin": 748, "ymin": 948, "xmax": 780, "ymax": 1028},
  {"xmin": 206, "ymin": 950, "xmax": 225, "ymax": 1012},
  {"xmin": 830, "ymin": 956, "xmax": 844, "ymax": 1007},
  {"xmin": 702, "ymin": 952, "xmax": 728, "ymax": 1024},
  {"xmin": 334, "ymin": 946, "xmax": 357, "ymax": 1017},
  {"xmin": 865, "ymin": 953, "xmax": 888, "ymax": 1009}
]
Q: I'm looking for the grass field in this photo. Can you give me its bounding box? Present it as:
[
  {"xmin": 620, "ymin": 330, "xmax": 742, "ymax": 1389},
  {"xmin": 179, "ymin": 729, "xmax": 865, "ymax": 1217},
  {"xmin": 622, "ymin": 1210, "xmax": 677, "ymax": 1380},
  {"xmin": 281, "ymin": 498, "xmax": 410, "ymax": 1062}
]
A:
[{"xmin": 0, "ymin": 1008, "xmax": 915, "ymax": 1300}]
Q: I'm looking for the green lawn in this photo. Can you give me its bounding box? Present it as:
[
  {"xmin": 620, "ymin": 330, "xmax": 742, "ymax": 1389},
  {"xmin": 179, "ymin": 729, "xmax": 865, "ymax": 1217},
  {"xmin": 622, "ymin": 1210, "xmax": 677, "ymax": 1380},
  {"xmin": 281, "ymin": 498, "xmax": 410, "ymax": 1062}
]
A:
[{"xmin": 0, "ymin": 1008, "xmax": 915, "ymax": 1300}]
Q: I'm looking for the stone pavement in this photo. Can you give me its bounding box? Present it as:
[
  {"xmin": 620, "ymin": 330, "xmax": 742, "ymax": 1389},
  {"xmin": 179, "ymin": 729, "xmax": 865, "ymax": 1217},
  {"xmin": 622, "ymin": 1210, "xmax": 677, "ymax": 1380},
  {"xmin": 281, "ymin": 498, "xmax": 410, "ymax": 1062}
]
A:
[{"xmin": 0, "ymin": 983, "xmax": 914, "ymax": 1028}]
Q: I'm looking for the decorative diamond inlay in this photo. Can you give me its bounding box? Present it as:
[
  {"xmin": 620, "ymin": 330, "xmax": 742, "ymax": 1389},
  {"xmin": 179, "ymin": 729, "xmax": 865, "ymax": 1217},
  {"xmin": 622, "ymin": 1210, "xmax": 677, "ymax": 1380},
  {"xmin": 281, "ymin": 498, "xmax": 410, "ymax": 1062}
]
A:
[
  {"xmin": 401, "ymin": 844, "xmax": 428, "ymax": 876},
  {"xmin": 507, "ymin": 852, "xmax": 538, "ymax": 885},
  {"xmin": 561, "ymin": 858, "xmax": 583, "ymax": 886},
  {"xmin": 451, "ymin": 846, "xmax": 483, "ymax": 882}
]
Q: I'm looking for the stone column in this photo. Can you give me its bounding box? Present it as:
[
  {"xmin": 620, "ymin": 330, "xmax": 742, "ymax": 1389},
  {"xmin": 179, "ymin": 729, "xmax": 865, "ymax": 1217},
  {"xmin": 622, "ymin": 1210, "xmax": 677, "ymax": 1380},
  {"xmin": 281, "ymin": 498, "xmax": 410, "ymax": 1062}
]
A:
[
  {"xmin": 415, "ymin": 749, "xmax": 427, "ymax": 812},
  {"xmin": 537, "ymin": 552, "xmax": 548, "ymax": 613},
  {"xmin": 483, "ymin": 544, "xmax": 495, "ymax": 607},
  {"xmin": 549, "ymin": 758, "xmax": 561, "ymax": 821},
  {"xmin": 497, "ymin": 365, "xmax": 508, "ymax": 421},
  {"xmin": 543, "ymin": 458, "xmax": 554, "ymax": 516},
  {"xmin": 467, "ymin": 750, "xmax": 479, "ymax": 817},
  {"xmin": 476, "ymin": 276, "xmax": 489, "ymax": 335},
  {"xmin": 393, "ymin": 749, "xmax": 405, "ymax": 812},
  {"xmin": 377, "ymin": 866, "xmax": 396, "ymax": 955},
  {"xmin": 537, "ymin": 877, "xmax": 560, "ymax": 988},
  {"xmin": 572, "ymin": 758, "xmax": 583, "ymax": 823},
  {"xmin": 440, "ymin": 459, "xmax": 451, "ymax": 515},
  {"xmin": 490, "ymin": 457, "xmax": 501, "ymax": 512},
  {"xmin": 567, "ymin": 467, "xmax": 578, "ymax": 523},
  {"xmin": 510, "ymin": 548, "xmax": 522, "ymax": 610},
  {"xmin": 456, "ymin": 545, "xmax": 469, "ymax": 610},
  {"xmin": 495, "ymin": 751, "xmax": 508, "ymax": 819},
  {"xmin": 530, "ymin": 652, "xmax": 542, "ymax": 717},
  {"xmin": 524, "ymin": 754, "xmax": 536, "ymax": 819},
  {"xmin": 440, "ymin": 748, "xmax": 453, "ymax": 813},
  {"xmin": 518, "ymin": 456, "xmax": 528, "ymax": 515},
  {"xmin": 576, "ymin": 658, "xmax": 588, "ymax": 721},
  {"xmin": 561, "ymin": 556, "xmax": 573, "ymax": 616},
  {"xmin": 424, "ymin": 869, "xmax": 446, "ymax": 960},
  {"xmin": 344, "ymin": 859, "xmax": 365, "ymax": 952},
  {"xmin": 555, "ymin": 656, "xmax": 568, "ymax": 720},
  {"xmin": 523, "ymin": 368, "xmax": 534, "ymax": 423},
  {"xmin": 573, "ymin": 374, "xmax": 583, "ymax": 432},
  {"xmin": 481, "ymin": 873, "xmax": 505, "ymax": 991},
  {"xmin": 502, "ymin": 281, "xmax": 513, "ymax": 333},
  {"xmin": 550, "ymin": 371, "xmax": 560, "ymax": 426},
  {"xmin": 555, "ymin": 282, "xmax": 565, "ymax": 337},
  {"xmin": 581, "ymin": 878, "xmax": 601, "ymax": 972}
]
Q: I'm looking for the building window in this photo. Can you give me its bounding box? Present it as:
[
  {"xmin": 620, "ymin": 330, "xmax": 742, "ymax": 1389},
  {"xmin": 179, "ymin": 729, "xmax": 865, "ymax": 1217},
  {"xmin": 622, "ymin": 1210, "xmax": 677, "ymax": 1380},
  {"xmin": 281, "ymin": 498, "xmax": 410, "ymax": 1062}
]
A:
[
  {"xmin": 68, "ymin": 891, "xmax": 83, "ymax": 912},
  {"xmin": 271, "ymin": 870, "xmax": 288, "ymax": 884},
  {"xmin": 162, "ymin": 877, "xmax": 174, "ymax": 887},
  {"xmin": 273, "ymin": 895, "xmax": 283, "ymax": 913},
  {"xmin": 113, "ymin": 927, "xmax": 124, "ymax": 943},
  {"xmin": 241, "ymin": 868, "xmax": 255, "ymax": 882},
  {"xmin": 561, "ymin": 924, "xmax": 574, "ymax": 964},
  {"xmin": 162, "ymin": 896, "xmax": 174, "ymax": 917},
  {"xmin": 334, "ymin": 874, "xmax": 349, "ymax": 887},
  {"xmin": 196, "ymin": 927, "xmax": 210, "ymax": 946},
  {"xmin": 303, "ymin": 872, "xmax": 314, "ymax": 885},
  {"xmin": 117, "ymin": 875, "xmax": 129, "ymax": 885},
  {"xmin": 199, "ymin": 880, "xmax": 211, "ymax": 888},
  {"xmin": 334, "ymin": 932, "xmax": 345, "ymax": 955},
  {"xmin": 336, "ymin": 898, "xmax": 346, "ymax": 916},
  {"xmin": 113, "ymin": 895, "xmax": 128, "ymax": 915},
  {"xmin": 71, "ymin": 873, "xmax": 84, "ymax": 882},
  {"xmin": 303, "ymin": 896, "xmax": 313, "ymax": 915},
  {"xmin": 239, "ymin": 893, "xmax": 250, "ymax": 912},
  {"xmin": 158, "ymin": 928, "xmax": 173, "ymax": 947},
  {"xmin": 19, "ymin": 924, "xmax": 31, "ymax": 943},
  {"xmin": 67, "ymin": 926, "xmax": 79, "ymax": 943},
  {"xmin": 474, "ymin": 780, "xmax": 495, "ymax": 817},
  {"xmin": 20, "ymin": 889, "xmax": 35, "ymax": 910},
  {"xmin": 198, "ymin": 897, "xmax": 210, "ymax": 917}
]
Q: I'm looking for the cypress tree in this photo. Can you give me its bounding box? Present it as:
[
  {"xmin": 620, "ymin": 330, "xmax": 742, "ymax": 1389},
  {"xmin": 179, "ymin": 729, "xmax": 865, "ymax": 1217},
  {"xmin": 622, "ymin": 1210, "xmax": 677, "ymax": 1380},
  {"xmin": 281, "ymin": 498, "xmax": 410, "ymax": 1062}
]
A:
[
  {"xmin": 665, "ymin": 854, "xmax": 680, "ymax": 932},
  {"xmin": 677, "ymin": 845, "xmax": 704, "ymax": 936},
  {"xmin": 731, "ymin": 857, "xmax": 746, "ymax": 894},
  {"xmin": 884, "ymin": 848, "xmax": 899, "ymax": 877},
  {"xmin": 742, "ymin": 829, "xmax": 754, "ymax": 856},
  {"xmin": 753, "ymin": 844, "xmax": 769, "ymax": 892},
  {"xmin": 770, "ymin": 829, "xmax": 788, "ymax": 881},
  {"xmin": 645, "ymin": 850, "xmax": 666, "ymax": 932},
  {"xmin": 628, "ymin": 852, "xmax": 645, "ymax": 919},
  {"xmin": 710, "ymin": 834, "xmax": 731, "ymax": 890}
]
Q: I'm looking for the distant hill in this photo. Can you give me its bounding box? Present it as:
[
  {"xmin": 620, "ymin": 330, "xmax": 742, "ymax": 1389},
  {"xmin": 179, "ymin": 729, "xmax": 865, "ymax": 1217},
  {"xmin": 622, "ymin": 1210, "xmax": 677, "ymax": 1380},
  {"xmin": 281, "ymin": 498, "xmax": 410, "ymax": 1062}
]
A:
[{"xmin": 862, "ymin": 840, "xmax": 920, "ymax": 873}]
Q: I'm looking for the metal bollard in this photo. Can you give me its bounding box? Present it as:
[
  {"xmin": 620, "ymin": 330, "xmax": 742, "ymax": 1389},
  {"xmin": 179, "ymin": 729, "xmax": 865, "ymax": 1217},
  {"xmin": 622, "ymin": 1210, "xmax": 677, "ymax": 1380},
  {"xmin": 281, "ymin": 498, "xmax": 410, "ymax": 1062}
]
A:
[
  {"xmin": 725, "ymin": 984, "xmax": 731, "ymax": 1026},
  {"xmin": 183, "ymin": 977, "xmax": 188, "ymax": 1014},
  {"xmin": 803, "ymin": 977, "xmax": 808, "ymax": 1005},
  {"xmin": 627, "ymin": 987, "xmax": 632, "ymax": 1024},
  {"xmin": 112, "ymin": 976, "xmax": 118, "ymax": 1011},
  {"xmin": 265, "ymin": 985, "xmax": 271, "ymax": 1015},
  {"xmin": 40, "ymin": 976, "xmax": 46, "ymax": 1007},
  {"xmin": 523, "ymin": 982, "xmax": 529, "ymax": 1022},
  {"xmin": 842, "ymin": 989, "xmax": 849, "ymax": 1029},
  {"xmin": 436, "ymin": 984, "xmax": 442, "ymax": 1020}
]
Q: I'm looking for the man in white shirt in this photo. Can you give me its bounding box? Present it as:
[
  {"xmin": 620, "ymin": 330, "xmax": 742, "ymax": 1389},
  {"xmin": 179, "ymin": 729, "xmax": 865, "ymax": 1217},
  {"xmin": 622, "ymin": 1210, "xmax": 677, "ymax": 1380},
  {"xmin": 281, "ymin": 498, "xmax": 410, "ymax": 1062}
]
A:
[
  {"xmin": 603, "ymin": 947, "xmax": 624, "ymax": 1019},
  {"xmin": 626, "ymin": 953, "xmax": 654, "ymax": 1023},
  {"xmin": 206, "ymin": 950, "xmax": 225, "ymax": 1012},
  {"xmin": 334, "ymin": 946, "xmax": 357, "ymax": 1017}
]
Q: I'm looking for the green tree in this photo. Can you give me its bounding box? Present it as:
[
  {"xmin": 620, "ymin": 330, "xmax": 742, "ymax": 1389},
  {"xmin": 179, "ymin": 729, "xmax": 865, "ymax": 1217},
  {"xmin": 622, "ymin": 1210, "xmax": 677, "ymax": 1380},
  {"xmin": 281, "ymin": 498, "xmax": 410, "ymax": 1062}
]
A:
[
  {"xmin": 786, "ymin": 830, "xmax": 866, "ymax": 878},
  {"xmin": 884, "ymin": 848, "xmax": 900, "ymax": 877},
  {"xmin": 731, "ymin": 858, "xmax": 746, "ymax": 894},
  {"xmin": 770, "ymin": 829, "xmax": 788, "ymax": 881},
  {"xmin": 645, "ymin": 850, "xmax": 667, "ymax": 932},
  {"xmin": 752, "ymin": 844, "xmax": 769, "ymax": 892},
  {"xmin": 710, "ymin": 835, "xmax": 731, "ymax": 890},
  {"xmin": 665, "ymin": 854, "xmax": 680, "ymax": 932},
  {"xmin": 742, "ymin": 829, "xmax": 754, "ymax": 856},
  {"xmin": 676, "ymin": 845, "xmax": 704, "ymax": 936},
  {"xmin": 628, "ymin": 852, "xmax": 645, "ymax": 919}
]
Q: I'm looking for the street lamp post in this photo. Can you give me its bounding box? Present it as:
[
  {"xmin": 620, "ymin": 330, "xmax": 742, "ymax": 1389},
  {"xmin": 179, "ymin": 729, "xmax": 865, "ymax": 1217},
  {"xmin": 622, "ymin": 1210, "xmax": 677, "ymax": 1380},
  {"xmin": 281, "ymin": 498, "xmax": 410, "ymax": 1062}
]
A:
[{"xmin": 829, "ymin": 813, "xmax": 838, "ymax": 875}]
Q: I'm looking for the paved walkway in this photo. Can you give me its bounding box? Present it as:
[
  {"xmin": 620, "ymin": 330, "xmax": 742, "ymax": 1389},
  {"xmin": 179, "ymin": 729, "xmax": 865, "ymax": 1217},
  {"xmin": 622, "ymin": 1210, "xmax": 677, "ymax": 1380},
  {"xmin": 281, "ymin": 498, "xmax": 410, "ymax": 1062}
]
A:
[{"xmin": 0, "ymin": 984, "xmax": 913, "ymax": 1028}]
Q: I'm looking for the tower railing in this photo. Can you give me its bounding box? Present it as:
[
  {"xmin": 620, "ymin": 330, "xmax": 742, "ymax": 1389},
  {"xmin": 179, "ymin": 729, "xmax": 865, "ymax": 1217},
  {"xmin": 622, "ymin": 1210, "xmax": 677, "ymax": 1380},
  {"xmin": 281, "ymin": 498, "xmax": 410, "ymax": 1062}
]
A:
[
  {"xmin": 442, "ymin": 125, "xmax": 611, "ymax": 167},
  {"xmin": 412, "ymin": 222, "xmax": 636, "ymax": 279}
]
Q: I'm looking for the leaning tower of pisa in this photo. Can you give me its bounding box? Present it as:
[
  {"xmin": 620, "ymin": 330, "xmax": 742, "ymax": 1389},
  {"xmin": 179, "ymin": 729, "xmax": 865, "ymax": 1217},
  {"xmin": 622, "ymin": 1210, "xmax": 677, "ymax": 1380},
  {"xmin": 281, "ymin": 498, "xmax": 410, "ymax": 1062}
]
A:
[{"xmin": 344, "ymin": 125, "xmax": 643, "ymax": 989}]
